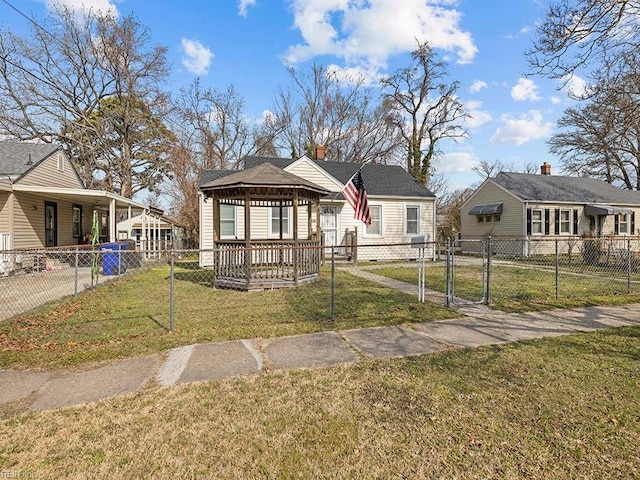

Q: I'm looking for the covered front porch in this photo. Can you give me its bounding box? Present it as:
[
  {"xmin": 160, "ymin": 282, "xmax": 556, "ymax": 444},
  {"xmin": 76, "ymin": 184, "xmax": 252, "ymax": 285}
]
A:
[{"xmin": 200, "ymin": 163, "xmax": 329, "ymax": 291}]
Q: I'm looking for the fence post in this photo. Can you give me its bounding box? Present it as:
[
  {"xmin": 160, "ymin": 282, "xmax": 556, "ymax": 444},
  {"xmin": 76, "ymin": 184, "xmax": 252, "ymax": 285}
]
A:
[
  {"xmin": 169, "ymin": 248, "xmax": 175, "ymax": 332},
  {"xmin": 74, "ymin": 245, "xmax": 79, "ymax": 298},
  {"xmin": 330, "ymin": 247, "xmax": 335, "ymax": 320},
  {"xmin": 445, "ymin": 238, "xmax": 452, "ymax": 307},
  {"xmin": 628, "ymin": 238, "xmax": 632, "ymax": 294},
  {"xmin": 485, "ymin": 236, "xmax": 492, "ymax": 305},
  {"xmin": 555, "ymin": 238, "xmax": 559, "ymax": 300}
]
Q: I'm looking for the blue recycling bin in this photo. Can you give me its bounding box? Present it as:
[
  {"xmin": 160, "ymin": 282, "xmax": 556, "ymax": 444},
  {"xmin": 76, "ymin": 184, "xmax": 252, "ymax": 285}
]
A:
[{"xmin": 100, "ymin": 242, "xmax": 127, "ymax": 275}]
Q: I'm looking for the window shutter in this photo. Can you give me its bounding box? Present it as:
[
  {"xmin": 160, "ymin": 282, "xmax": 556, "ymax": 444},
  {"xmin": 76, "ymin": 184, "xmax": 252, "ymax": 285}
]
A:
[
  {"xmin": 526, "ymin": 208, "xmax": 532, "ymax": 235},
  {"xmin": 544, "ymin": 209, "xmax": 550, "ymax": 235},
  {"xmin": 554, "ymin": 209, "xmax": 560, "ymax": 235},
  {"xmin": 632, "ymin": 212, "xmax": 636, "ymax": 235},
  {"xmin": 573, "ymin": 209, "xmax": 579, "ymax": 235},
  {"xmin": 614, "ymin": 215, "xmax": 619, "ymax": 234}
]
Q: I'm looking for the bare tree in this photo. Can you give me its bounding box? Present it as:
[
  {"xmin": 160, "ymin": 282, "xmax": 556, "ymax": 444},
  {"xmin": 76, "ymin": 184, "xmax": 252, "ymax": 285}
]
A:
[
  {"xmin": 526, "ymin": 0, "xmax": 640, "ymax": 82},
  {"xmin": 267, "ymin": 63, "xmax": 402, "ymax": 163},
  {"xmin": 381, "ymin": 41, "xmax": 469, "ymax": 185},
  {"xmin": 0, "ymin": 7, "xmax": 172, "ymax": 197}
]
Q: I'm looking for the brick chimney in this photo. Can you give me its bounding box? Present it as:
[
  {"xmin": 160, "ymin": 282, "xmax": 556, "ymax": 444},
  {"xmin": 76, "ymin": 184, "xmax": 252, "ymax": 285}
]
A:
[
  {"xmin": 540, "ymin": 161, "xmax": 551, "ymax": 175},
  {"xmin": 315, "ymin": 144, "xmax": 325, "ymax": 160}
]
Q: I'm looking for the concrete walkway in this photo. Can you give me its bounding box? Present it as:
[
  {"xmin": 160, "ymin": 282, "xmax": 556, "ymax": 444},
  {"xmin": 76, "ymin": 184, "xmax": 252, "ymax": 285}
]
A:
[
  {"xmin": 2, "ymin": 301, "xmax": 639, "ymax": 413},
  {"xmin": 2, "ymin": 267, "xmax": 640, "ymax": 412}
]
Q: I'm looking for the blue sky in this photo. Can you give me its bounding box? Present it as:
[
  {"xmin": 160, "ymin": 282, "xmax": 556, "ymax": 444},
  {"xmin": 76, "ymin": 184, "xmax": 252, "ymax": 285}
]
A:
[{"xmin": 2, "ymin": 0, "xmax": 586, "ymax": 191}]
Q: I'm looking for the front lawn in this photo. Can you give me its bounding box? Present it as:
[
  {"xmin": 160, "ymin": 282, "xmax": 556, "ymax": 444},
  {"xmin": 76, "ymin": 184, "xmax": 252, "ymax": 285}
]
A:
[
  {"xmin": 1, "ymin": 326, "xmax": 638, "ymax": 478},
  {"xmin": 0, "ymin": 265, "xmax": 458, "ymax": 370},
  {"xmin": 372, "ymin": 263, "xmax": 640, "ymax": 312}
]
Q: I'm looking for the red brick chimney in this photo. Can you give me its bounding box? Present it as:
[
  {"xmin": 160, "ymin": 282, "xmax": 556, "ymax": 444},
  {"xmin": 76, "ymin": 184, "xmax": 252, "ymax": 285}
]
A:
[
  {"xmin": 540, "ymin": 162, "xmax": 551, "ymax": 175},
  {"xmin": 315, "ymin": 144, "xmax": 325, "ymax": 160}
]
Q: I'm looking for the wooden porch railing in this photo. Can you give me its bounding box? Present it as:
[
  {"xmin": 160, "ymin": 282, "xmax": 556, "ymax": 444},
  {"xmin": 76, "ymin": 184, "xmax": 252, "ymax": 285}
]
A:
[{"xmin": 213, "ymin": 240, "xmax": 322, "ymax": 289}]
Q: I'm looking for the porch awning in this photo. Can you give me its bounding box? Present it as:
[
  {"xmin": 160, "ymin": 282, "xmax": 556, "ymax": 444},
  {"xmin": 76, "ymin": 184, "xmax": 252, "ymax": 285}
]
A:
[
  {"xmin": 468, "ymin": 203, "xmax": 503, "ymax": 215},
  {"xmin": 584, "ymin": 205, "xmax": 632, "ymax": 216}
]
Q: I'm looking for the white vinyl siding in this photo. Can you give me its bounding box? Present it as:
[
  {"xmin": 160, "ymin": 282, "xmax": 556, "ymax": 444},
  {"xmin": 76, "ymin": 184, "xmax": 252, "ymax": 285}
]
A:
[{"xmin": 286, "ymin": 159, "xmax": 343, "ymax": 192}]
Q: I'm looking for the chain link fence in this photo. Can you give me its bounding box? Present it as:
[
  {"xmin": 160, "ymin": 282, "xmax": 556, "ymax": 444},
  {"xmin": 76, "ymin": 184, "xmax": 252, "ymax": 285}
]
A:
[{"xmin": 2, "ymin": 236, "xmax": 639, "ymax": 327}]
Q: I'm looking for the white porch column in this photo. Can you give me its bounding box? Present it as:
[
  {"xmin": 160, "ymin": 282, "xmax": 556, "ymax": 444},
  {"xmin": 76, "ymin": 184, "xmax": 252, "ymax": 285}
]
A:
[
  {"xmin": 109, "ymin": 198, "xmax": 116, "ymax": 243},
  {"xmin": 142, "ymin": 210, "xmax": 147, "ymax": 258},
  {"xmin": 127, "ymin": 205, "xmax": 133, "ymax": 239}
]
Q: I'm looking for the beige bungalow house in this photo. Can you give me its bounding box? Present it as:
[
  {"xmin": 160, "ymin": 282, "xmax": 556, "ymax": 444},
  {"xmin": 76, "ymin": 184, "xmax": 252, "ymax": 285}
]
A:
[
  {"xmin": 199, "ymin": 152, "xmax": 437, "ymax": 263},
  {"xmin": 461, "ymin": 162, "xmax": 640, "ymax": 254},
  {"xmin": 0, "ymin": 142, "xmax": 168, "ymax": 258}
]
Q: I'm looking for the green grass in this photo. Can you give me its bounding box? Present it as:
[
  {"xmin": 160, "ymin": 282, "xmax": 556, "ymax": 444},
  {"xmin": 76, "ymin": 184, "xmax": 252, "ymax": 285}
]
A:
[
  {"xmin": 372, "ymin": 263, "xmax": 640, "ymax": 313},
  {"xmin": 0, "ymin": 265, "xmax": 459, "ymax": 370},
  {"xmin": 1, "ymin": 326, "xmax": 638, "ymax": 478}
]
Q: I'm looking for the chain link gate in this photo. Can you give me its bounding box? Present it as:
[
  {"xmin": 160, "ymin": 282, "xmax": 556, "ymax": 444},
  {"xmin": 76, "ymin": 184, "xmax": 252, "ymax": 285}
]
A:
[{"xmin": 444, "ymin": 237, "xmax": 488, "ymax": 306}]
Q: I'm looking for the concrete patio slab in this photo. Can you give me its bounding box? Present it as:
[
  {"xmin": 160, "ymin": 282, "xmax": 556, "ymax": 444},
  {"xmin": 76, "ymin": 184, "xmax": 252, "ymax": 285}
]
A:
[
  {"xmin": 264, "ymin": 331, "xmax": 358, "ymax": 370},
  {"xmin": 342, "ymin": 325, "xmax": 443, "ymax": 359},
  {"xmin": 0, "ymin": 370, "xmax": 51, "ymax": 405},
  {"xmin": 415, "ymin": 319, "xmax": 511, "ymax": 348},
  {"xmin": 29, "ymin": 355, "xmax": 160, "ymax": 411},
  {"xmin": 177, "ymin": 340, "xmax": 261, "ymax": 383}
]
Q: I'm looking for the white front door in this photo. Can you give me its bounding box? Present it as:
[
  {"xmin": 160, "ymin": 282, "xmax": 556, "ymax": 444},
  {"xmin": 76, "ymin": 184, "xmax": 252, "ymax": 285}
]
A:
[{"xmin": 320, "ymin": 206, "xmax": 339, "ymax": 248}]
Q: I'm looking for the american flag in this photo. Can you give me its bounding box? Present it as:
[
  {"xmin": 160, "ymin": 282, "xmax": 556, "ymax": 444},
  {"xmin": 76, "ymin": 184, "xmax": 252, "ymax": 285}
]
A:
[{"xmin": 342, "ymin": 170, "xmax": 372, "ymax": 226}]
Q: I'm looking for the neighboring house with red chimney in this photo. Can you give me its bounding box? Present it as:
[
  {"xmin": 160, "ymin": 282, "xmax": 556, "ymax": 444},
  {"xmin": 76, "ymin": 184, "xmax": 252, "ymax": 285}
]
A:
[
  {"xmin": 199, "ymin": 150, "xmax": 437, "ymax": 262},
  {"xmin": 460, "ymin": 162, "xmax": 640, "ymax": 253}
]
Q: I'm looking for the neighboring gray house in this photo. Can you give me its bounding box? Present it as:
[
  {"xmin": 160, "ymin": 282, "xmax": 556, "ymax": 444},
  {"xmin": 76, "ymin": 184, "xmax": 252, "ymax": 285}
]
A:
[
  {"xmin": 461, "ymin": 162, "xmax": 640, "ymax": 254},
  {"xmin": 199, "ymin": 153, "xmax": 436, "ymax": 262}
]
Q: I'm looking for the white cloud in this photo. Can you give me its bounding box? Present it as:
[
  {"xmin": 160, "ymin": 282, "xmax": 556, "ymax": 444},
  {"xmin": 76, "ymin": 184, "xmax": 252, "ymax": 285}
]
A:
[
  {"xmin": 469, "ymin": 80, "xmax": 487, "ymax": 93},
  {"xmin": 285, "ymin": 0, "xmax": 477, "ymax": 72},
  {"xmin": 465, "ymin": 100, "xmax": 492, "ymax": 128},
  {"xmin": 511, "ymin": 78, "xmax": 541, "ymax": 101},
  {"xmin": 505, "ymin": 25, "xmax": 532, "ymax": 39},
  {"xmin": 562, "ymin": 74, "xmax": 588, "ymax": 98},
  {"xmin": 435, "ymin": 152, "xmax": 478, "ymax": 174},
  {"xmin": 490, "ymin": 110, "xmax": 554, "ymax": 145},
  {"xmin": 551, "ymin": 96, "xmax": 561, "ymax": 104},
  {"xmin": 238, "ymin": 0, "xmax": 256, "ymax": 17},
  {"xmin": 181, "ymin": 38, "xmax": 214, "ymax": 76},
  {"xmin": 326, "ymin": 64, "xmax": 378, "ymax": 85},
  {"xmin": 45, "ymin": 0, "xmax": 118, "ymax": 15}
]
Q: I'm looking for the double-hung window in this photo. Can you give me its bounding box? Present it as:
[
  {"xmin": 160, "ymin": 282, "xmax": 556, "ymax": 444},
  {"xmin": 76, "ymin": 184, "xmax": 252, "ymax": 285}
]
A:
[
  {"xmin": 219, "ymin": 204, "xmax": 236, "ymax": 238},
  {"xmin": 72, "ymin": 205, "xmax": 82, "ymax": 238},
  {"xmin": 405, "ymin": 205, "xmax": 419, "ymax": 235},
  {"xmin": 365, "ymin": 205, "xmax": 382, "ymax": 236},
  {"xmin": 618, "ymin": 214, "xmax": 629, "ymax": 234},
  {"xmin": 270, "ymin": 206, "xmax": 291, "ymax": 237},
  {"xmin": 560, "ymin": 209, "xmax": 571, "ymax": 234},
  {"xmin": 531, "ymin": 209, "xmax": 543, "ymax": 234}
]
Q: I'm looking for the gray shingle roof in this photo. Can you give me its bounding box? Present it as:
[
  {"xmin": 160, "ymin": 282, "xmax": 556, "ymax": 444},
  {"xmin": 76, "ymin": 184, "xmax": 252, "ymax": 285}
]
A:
[
  {"xmin": 199, "ymin": 169, "xmax": 237, "ymax": 187},
  {"xmin": 493, "ymin": 172, "xmax": 640, "ymax": 205},
  {"xmin": 242, "ymin": 156, "xmax": 435, "ymax": 198},
  {"xmin": 0, "ymin": 142, "xmax": 60, "ymax": 178}
]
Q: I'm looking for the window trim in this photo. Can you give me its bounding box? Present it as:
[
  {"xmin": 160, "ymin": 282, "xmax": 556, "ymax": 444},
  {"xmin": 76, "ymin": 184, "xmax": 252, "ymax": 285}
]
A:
[
  {"xmin": 72, "ymin": 204, "xmax": 82, "ymax": 238},
  {"xmin": 268, "ymin": 205, "xmax": 292, "ymax": 238},
  {"xmin": 531, "ymin": 208, "xmax": 544, "ymax": 235},
  {"xmin": 404, "ymin": 204, "xmax": 420, "ymax": 236},
  {"xmin": 559, "ymin": 208, "xmax": 571, "ymax": 234},
  {"xmin": 618, "ymin": 213, "xmax": 629, "ymax": 235},
  {"xmin": 363, "ymin": 204, "xmax": 383, "ymax": 237},
  {"xmin": 219, "ymin": 204, "xmax": 237, "ymax": 239}
]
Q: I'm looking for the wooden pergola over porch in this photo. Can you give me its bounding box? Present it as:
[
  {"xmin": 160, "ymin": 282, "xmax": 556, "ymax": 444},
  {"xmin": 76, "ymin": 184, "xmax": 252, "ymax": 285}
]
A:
[{"xmin": 200, "ymin": 163, "xmax": 330, "ymax": 290}]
